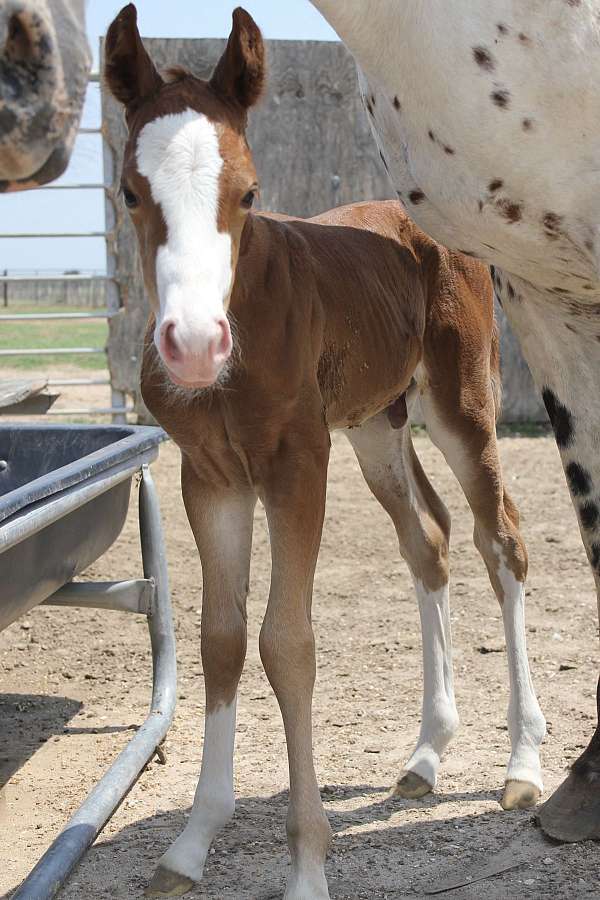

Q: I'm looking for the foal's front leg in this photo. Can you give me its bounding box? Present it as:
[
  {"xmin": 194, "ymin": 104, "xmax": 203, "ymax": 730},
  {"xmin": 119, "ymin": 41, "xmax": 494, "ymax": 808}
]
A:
[
  {"xmin": 147, "ymin": 460, "xmax": 256, "ymax": 897},
  {"xmin": 259, "ymin": 436, "xmax": 332, "ymax": 900}
]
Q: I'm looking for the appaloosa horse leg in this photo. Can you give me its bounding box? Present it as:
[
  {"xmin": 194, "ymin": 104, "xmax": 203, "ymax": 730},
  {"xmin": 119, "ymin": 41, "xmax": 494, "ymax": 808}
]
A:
[
  {"xmin": 259, "ymin": 435, "xmax": 332, "ymax": 900},
  {"xmin": 418, "ymin": 350, "xmax": 546, "ymax": 810},
  {"xmin": 147, "ymin": 459, "xmax": 256, "ymax": 897},
  {"xmin": 346, "ymin": 412, "xmax": 459, "ymax": 799},
  {"xmin": 497, "ymin": 277, "xmax": 600, "ymax": 840}
]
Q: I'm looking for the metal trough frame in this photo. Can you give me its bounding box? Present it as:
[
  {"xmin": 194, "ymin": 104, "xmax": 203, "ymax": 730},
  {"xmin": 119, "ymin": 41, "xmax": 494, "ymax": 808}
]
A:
[{"xmin": 10, "ymin": 463, "xmax": 177, "ymax": 900}]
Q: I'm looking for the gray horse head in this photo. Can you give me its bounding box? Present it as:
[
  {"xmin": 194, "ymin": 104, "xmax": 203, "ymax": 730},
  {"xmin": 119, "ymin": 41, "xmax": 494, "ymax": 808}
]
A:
[{"xmin": 0, "ymin": 0, "xmax": 90, "ymax": 191}]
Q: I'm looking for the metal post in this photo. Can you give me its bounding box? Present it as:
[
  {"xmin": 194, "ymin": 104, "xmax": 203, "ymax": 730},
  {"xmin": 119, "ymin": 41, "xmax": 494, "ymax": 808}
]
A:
[
  {"xmin": 102, "ymin": 105, "xmax": 127, "ymax": 425},
  {"xmin": 138, "ymin": 464, "xmax": 178, "ymax": 721},
  {"xmin": 12, "ymin": 465, "xmax": 177, "ymax": 900}
]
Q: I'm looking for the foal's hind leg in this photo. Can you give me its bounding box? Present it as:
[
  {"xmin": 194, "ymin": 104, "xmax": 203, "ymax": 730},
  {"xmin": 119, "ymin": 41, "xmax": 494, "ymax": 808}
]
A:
[
  {"xmin": 147, "ymin": 459, "xmax": 256, "ymax": 897},
  {"xmin": 418, "ymin": 365, "xmax": 546, "ymax": 810},
  {"xmin": 346, "ymin": 412, "xmax": 459, "ymax": 798}
]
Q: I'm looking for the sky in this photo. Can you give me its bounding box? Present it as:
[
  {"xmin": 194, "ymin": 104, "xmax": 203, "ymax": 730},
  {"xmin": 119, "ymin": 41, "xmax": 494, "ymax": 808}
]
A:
[{"xmin": 0, "ymin": 1, "xmax": 337, "ymax": 274}]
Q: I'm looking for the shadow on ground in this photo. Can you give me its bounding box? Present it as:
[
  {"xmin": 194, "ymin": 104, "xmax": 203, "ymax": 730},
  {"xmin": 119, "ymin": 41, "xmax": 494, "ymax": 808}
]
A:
[
  {"xmin": 0, "ymin": 692, "xmax": 81, "ymax": 791},
  {"xmin": 51, "ymin": 782, "xmax": 600, "ymax": 900}
]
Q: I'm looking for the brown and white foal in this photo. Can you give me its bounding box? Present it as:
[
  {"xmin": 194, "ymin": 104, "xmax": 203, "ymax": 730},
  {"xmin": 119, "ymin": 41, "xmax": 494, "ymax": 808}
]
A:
[{"xmin": 106, "ymin": 6, "xmax": 545, "ymax": 898}]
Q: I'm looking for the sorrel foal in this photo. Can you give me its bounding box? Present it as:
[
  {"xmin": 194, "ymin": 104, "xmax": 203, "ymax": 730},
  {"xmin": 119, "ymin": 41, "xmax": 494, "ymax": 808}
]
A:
[{"xmin": 105, "ymin": 6, "xmax": 546, "ymax": 898}]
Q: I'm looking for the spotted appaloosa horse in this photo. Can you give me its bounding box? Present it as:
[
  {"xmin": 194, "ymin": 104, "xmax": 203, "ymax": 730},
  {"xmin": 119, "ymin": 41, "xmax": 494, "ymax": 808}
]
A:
[
  {"xmin": 0, "ymin": 0, "xmax": 90, "ymax": 190},
  {"xmin": 308, "ymin": 0, "xmax": 600, "ymax": 844},
  {"xmin": 105, "ymin": 6, "xmax": 546, "ymax": 897}
]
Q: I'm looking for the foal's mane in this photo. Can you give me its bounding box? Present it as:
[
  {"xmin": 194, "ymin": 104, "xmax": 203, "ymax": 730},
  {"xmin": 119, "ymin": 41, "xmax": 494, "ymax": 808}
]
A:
[{"xmin": 162, "ymin": 65, "xmax": 196, "ymax": 84}]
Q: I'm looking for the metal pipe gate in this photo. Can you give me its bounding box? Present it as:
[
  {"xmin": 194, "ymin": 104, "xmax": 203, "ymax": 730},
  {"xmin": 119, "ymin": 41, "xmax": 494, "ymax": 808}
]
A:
[{"xmin": 0, "ymin": 74, "xmax": 130, "ymax": 423}]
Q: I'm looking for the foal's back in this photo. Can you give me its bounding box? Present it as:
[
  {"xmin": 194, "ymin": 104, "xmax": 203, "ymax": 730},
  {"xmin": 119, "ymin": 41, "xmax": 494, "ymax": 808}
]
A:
[{"xmin": 253, "ymin": 199, "xmax": 497, "ymax": 429}]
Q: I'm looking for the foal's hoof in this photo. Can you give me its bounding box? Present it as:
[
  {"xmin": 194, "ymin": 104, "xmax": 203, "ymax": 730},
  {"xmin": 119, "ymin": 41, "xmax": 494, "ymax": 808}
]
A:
[
  {"xmin": 501, "ymin": 779, "xmax": 541, "ymax": 811},
  {"xmin": 537, "ymin": 768, "xmax": 600, "ymax": 842},
  {"xmin": 145, "ymin": 865, "xmax": 195, "ymax": 898},
  {"xmin": 393, "ymin": 770, "xmax": 433, "ymax": 799}
]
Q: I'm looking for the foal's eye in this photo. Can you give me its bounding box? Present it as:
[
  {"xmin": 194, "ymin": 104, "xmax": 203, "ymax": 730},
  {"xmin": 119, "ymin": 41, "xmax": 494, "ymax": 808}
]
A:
[
  {"xmin": 122, "ymin": 187, "xmax": 139, "ymax": 209},
  {"xmin": 241, "ymin": 190, "xmax": 256, "ymax": 210}
]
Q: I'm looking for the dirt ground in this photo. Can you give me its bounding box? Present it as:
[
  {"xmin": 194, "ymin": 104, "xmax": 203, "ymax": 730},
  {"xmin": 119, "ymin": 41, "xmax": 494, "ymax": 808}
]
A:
[{"xmin": 1, "ymin": 426, "xmax": 600, "ymax": 899}]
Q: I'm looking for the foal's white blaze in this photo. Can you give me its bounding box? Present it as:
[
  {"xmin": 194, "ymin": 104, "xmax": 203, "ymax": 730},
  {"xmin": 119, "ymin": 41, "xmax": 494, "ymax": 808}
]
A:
[
  {"xmin": 136, "ymin": 109, "xmax": 233, "ymax": 385},
  {"xmin": 159, "ymin": 700, "xmax": 237, "ymax": 881},
  {"xmin": 404, "ymin": 577, "xmax": 459, "ymax": 787},
  {"xmin": 494, "ymin": 546, "xmax": 546, "ymax": 789}
]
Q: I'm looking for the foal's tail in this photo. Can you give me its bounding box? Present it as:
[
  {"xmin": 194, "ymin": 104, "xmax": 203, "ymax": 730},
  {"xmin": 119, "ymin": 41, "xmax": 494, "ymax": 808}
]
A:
[{"xmin": 490, "ymin": 317, "xmax": 502, "ymax": 423}]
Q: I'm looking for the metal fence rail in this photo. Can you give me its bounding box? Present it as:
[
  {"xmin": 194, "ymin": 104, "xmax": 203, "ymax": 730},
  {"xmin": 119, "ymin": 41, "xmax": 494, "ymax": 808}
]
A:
[
  {"xmin": 0, "ymin": 73, "xmax": 129, "ymax": 423},
  {"xmin": 1, "ymin": 312, "xmax": 113, "ymax": 321}
]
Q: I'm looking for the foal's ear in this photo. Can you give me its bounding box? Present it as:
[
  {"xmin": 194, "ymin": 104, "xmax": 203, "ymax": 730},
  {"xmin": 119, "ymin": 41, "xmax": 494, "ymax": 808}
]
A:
[
  {"xmin": 209, "ymin": 7, "xmax": 265, "ymax": 109},
  {"xmin": 104, "ymin": 4, "xmax": 163, "ymax": 113}
]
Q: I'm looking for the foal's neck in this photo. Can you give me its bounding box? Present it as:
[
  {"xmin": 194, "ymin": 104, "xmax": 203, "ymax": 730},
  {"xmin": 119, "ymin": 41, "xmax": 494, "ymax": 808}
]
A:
[{"xmin": 229, "ymin": 212, "xmax": 290, "ymax": 317}]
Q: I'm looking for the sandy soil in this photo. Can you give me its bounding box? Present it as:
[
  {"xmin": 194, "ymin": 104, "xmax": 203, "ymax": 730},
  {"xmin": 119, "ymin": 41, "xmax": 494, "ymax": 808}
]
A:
[{"xmin": 1, "ymin": 427, "xmax": 599, "ymax": 899}]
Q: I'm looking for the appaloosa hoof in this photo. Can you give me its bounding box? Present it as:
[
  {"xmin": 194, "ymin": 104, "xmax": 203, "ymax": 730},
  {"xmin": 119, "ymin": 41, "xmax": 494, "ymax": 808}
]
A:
[
  {"xmin": 145, "ymin": 865, "xmax": 195, "ymax": 898},
  {"xmin": 501, "ymin": 779, "xmax": 541, "ymax": 810},
  {"xmin": 393, "ymin": 770, "xmax": 433, "ymax": 799},
  {"xmin": 537, "ymin": 768, "xmax": 600, "ymax": 842}
]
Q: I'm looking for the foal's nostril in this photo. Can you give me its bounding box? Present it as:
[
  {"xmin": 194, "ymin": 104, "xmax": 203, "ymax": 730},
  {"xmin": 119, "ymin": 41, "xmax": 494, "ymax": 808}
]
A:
[
  {"xmin": 161, "ymin": 320, "xmax": 182, "ymax": 363},
  {"xmin": 213, "ymin": 318, "xmax": 232, "ymax": 360}
]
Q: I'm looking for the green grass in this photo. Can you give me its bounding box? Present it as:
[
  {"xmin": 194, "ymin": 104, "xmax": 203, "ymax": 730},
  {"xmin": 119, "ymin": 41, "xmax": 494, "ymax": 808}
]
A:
[
  {"xmin": 497, "ymin": 422, "xmax": 551, "ymax": 438},
  {"xmin": 0, "ymin": 305, "xmax": 108, "ymax": 370},
  {"xmin": 411, "ymin": 422, "xmax": 550, "ymax": 438}
]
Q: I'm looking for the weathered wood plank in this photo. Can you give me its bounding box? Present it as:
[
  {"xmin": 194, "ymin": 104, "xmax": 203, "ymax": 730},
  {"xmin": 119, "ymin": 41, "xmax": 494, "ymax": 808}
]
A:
[
  {"xmin": 0, "ymin": 393, "xmax": 59, "ymax": 415},
  {"xmin": 0, "ymin": 378, "xmax": 48, "ymax": 408}
]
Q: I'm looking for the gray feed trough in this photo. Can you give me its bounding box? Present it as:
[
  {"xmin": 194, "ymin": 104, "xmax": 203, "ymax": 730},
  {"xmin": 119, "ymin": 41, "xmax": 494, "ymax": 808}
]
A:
[{"xmin": 0, "ymin": 424, "xmax": 177, "ymax": 899}]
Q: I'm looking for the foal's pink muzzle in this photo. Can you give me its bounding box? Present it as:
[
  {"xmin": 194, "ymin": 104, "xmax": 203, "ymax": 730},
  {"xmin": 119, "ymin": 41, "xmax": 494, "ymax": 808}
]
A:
[{"xmin": 157, "ymin": 316, "xmax": 233, "ymax": 388}]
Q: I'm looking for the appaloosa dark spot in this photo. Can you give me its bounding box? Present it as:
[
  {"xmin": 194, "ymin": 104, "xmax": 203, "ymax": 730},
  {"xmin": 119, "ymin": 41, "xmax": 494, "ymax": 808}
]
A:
[
  {"xmin": 0, "ymin": 107, "xmax": 17, "ymax": 133},
  {"xmin": 496, "ymin": 23, "xmax": 509, "ymax": 35},
  {"xmin": 585, "ymin": 239, "xmax": 594, "ymax": 251},
  {"xmin": 543, "ymin": 212, "xmax": 563, "ymax": 238},
  {"xmin": 393, "ymin": 96, "xmax": 401, "ymax": 111},
  {"xmin": 580, "ymin": 501, "xmax": 600, "ymax": 531},
  {"xmin": 496, "ymin": 198, "xmax": 522, "ymax": 223},
  {"xmin": 491, "ymin": 89, "xmax": 510, "ymax": 108},
  {"xmin": 408, "ymin": 190, "xmax": 425, "ymax": 205},
  {"xmin": 428, "ymin": 129, "xmax": 435, "ymax": 141},
  {"xmin": 507, "ymin": 281, "xmax": 515, "ymax": 299},
  {"xmin": 473, "ymin": 46, "xmax": 495, "ymax": 71},
  {"xmin": 443, "ymin": 145, "xmax": 455, "ymax": 155},
  {"xmin": 488, "ymin": 178, "xmax": 504, "ymax": 193},
  {"xmin": 565, "ymin": 322, "xmax": 577, "ymax": 334},
  {"xmin": 36, "ymin": 33, "xmax": 52, "ymax": 57},
  {"xmin": 567, "ymin": 0, "xmax": 581, "ymax": 6},
  {"xmin": 522, "ymin": 118, "xmax": 534, "ymax": 131},
  {"xmin": 566, "ymin": 461, "xmax": 592, "ymax": 496},
  {"xmin": 478, "ymin": 199, "xmax": 484, "ymax": 212},
  {"xmin": 542, "ymin": 387, "xmax": 574, "ymax": 448},
  {"xmin": 518, "ymin": 32, "xmax": 531, "ymax": 44}
]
